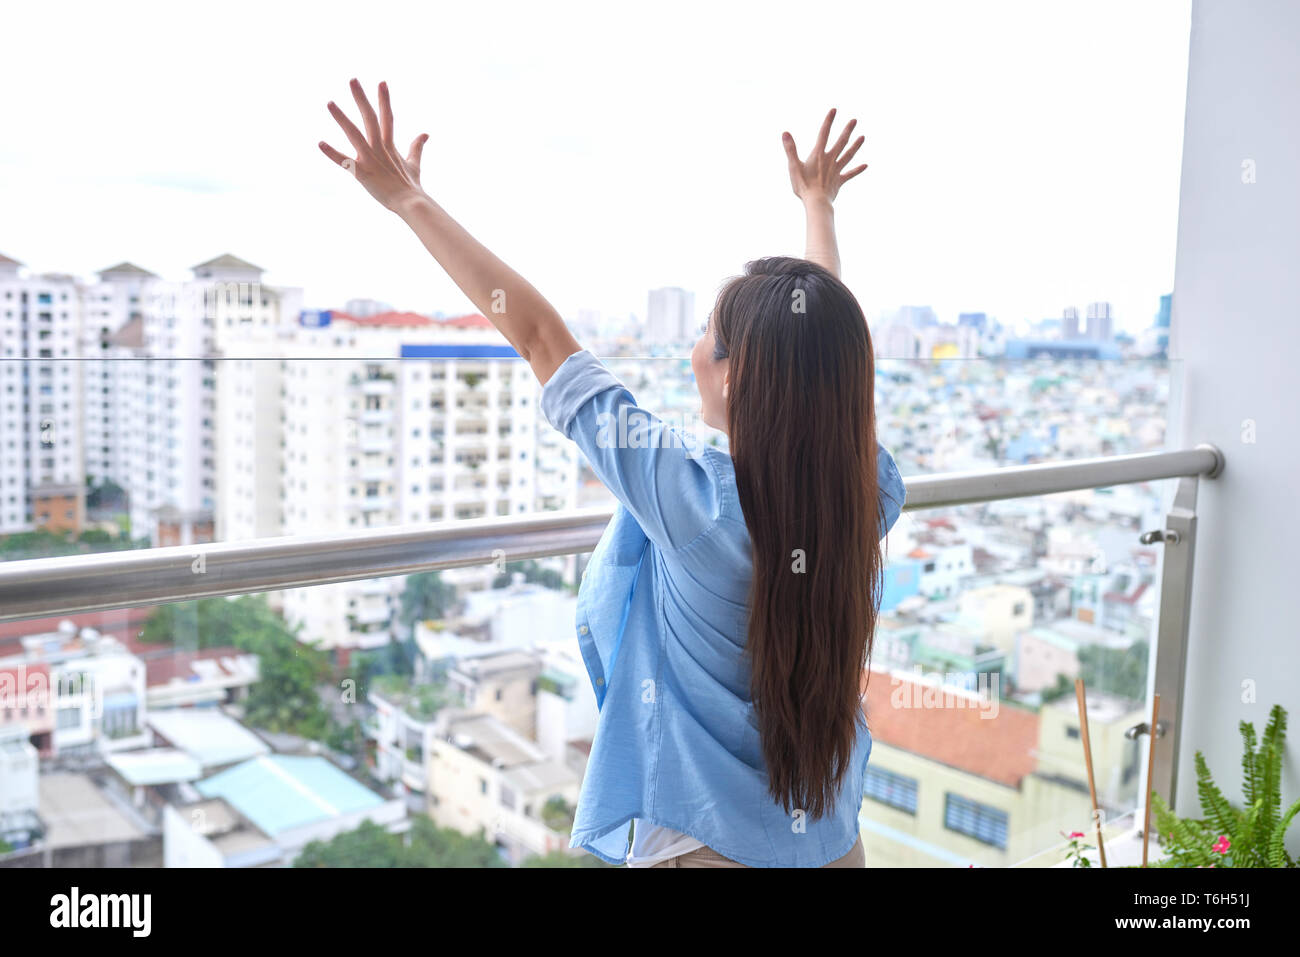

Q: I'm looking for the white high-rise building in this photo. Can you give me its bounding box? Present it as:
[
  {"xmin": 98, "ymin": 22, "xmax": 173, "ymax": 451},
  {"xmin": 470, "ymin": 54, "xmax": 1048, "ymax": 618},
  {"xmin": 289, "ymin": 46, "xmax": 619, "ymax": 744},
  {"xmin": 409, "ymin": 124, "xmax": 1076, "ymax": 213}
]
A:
[
  {"xmin": 344, "ymin": 298, "xmax": 393, "ymax": 318},
  {"xmin": 97, "ymin": 254, "xmax": 302, "ymax": 546},
  {"xmin": 7, "ymin": 247, "xmax": 579, "ymax": 651},
  {"xmin": 1062, "ymin": 306, "xmax": 1081, "ymax": 339},
  {"xmin": 275, "ymin": 308, "xmax": 579, "ymax": 651},
  {"xmin": 1085, "ymin": 301, "xmax": 1114, "ymax": 342},
  {"xmin": 82, "ymin": 262, "xmax": 156, "ymax": 495},
  {"xmin": 0, "ymin": 253, "xmax": 84, "ymax": 534},
  {"xmin": 646, "ymin": 287, "xmax": 695, "ymax": 344}
]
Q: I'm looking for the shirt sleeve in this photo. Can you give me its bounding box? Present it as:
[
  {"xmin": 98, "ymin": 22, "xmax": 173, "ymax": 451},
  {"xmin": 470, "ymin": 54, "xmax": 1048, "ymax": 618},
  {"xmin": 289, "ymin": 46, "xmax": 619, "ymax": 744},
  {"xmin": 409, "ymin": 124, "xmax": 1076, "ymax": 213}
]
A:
[
  {"xmin": 540, "ymin": 350, "xmax": 723, "ymax": 550},
  {"xmin": 876, "ymin": 443, "xmax": 906, "ymax": 539}
]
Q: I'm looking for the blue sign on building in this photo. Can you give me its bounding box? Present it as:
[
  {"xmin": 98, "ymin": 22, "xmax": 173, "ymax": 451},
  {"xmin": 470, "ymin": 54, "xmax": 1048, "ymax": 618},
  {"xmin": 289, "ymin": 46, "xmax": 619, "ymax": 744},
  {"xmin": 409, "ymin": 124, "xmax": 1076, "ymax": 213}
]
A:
[
  {"xmin": 299, "ymin": 309, "xmax": 332, "ymax": 328},
  {"xmin": 400, "ymin": 344, "xmax": 520, "ymax": 359}
]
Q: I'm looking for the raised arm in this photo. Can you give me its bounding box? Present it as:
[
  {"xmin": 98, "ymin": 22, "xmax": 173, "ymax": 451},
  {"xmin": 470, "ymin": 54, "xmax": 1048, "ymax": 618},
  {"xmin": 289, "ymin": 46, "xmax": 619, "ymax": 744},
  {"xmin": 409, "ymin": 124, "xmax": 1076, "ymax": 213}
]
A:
[
  {"xmin": 319, "ymin": 80, "xmax": 580, "ymax": 384},
  {"xmin": 781, "ymin": 108, "xmax": 868, "ymax": 279}
]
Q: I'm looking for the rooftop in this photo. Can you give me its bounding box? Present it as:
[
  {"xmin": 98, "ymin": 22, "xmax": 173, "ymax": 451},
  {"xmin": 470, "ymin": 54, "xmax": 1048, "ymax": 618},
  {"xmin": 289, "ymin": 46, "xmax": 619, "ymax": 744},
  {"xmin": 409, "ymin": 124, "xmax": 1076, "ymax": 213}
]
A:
[
  {"xmin": 863, "ymin": 668, "xmax": 1040, "ymax": 789},
  {"xmin": 193, "ymin": 252, "xmax": 264, "ymax": 274},
  {"xmin": 196, "ymin": 754, "xmax": 387, "ymax": 836},
  {"xmin": 96, "ymin": 261, "xmax": 157, "ymax": 278},
  {"xmin": 37, "ymin": 773, "xmax": 147, "ymax": 848},
  {"xmin": 146, "ymin": 708, "xmax": 270, "ymax": 769},
  {"xmin": 106, "ymin": 748, "xmax": 203, "ymax": 787}
]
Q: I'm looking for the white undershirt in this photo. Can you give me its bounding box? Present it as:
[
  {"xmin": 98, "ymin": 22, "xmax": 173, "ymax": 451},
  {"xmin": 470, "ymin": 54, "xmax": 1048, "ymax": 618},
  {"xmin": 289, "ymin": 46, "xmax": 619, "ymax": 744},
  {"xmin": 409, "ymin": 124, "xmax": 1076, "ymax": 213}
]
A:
[{"xmin": 625, "ymin": 820, "xmax": 706, "ymax": 867}]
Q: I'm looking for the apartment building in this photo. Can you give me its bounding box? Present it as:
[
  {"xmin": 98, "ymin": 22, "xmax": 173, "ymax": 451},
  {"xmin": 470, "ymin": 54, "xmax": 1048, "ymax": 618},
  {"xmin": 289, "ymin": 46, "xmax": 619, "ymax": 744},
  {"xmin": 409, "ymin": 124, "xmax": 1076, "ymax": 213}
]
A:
[
  {"xmin": 6, "ymin": 249, "xmax": 580, "ymax": 651},
  {"xmin": 165, "ymin": 754, "xmax": 407, "ymax": 868},
  {"xmin": 277, "ymin": 310, "xmax": 578, "ymax": 651},
  {"xmin": 366, "ymin": 679, "xmax": 446, "ymax": 797},
  {"xmin": 0, "ymin": 254, "xmax": 84, "ymax": 534},
  {"xmin": 0, "ymin": 621, "xmax": 149, "ymax": 759},
  {"xmin": 0, "ymin": 724, "xmax": 42, "ymax": 852},
  {"xmin": 81, "ymin": 262, "xmax": 155, "ymax": 494},
  {"xmin": 425, "ymin": 709, "xmax": 582, "ymax": 865},
  {"xmin": 447, "ymin": 650, "xmax": 543, "ymax": 741},
  {"xmin": 75, "ymin": 253, "xmax": 302, "ymax": 546},
  {"xmin": 858, "ymin": 669, "xmax": 1143, "ymax": 867}
]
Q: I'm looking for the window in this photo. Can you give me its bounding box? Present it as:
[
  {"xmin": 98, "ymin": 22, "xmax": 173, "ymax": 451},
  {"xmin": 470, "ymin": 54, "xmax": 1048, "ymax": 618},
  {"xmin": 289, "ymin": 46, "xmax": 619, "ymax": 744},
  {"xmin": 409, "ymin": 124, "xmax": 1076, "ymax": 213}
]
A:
[
  {"xmin": 944, "ymin": 794, "xmax": 1009, "ymax": 849},
  {"xmin": 863, "ymin": 766, "xmax": 918, "ymax": 815},
  {"xmin": 1065, "ymin": 726, "xmax": 1080, "ymax": 739}
]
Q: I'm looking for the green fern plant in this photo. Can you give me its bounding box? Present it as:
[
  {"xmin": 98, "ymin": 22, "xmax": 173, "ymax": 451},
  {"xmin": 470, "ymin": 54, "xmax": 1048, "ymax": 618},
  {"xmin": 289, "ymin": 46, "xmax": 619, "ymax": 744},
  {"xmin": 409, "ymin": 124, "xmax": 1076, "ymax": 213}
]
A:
[{"xmin": 1150, "ymin": 704, "xmax": 1299, "ymax": 867}]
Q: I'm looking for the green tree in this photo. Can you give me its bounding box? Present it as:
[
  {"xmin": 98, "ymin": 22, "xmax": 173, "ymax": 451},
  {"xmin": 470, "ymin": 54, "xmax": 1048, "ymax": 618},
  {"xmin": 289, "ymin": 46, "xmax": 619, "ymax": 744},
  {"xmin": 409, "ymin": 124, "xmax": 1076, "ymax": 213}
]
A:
[
  {"xmin": 86, "ymin": 478, "xmax": 127, "ymax": 512},
  {"xmin": 237, "ymin": 614, "xmax": 334, "ymax": 740},
  {"xmin": 140, "ymin": 595, "xmax": 335, "ymax": 739},
  {"xmin": 294, "ymin": 819, "xmax": 408, "ymax": 867},
  {"xmin": 1078, "ymin": 640, "xmax": 1148, "ymax": 703},
  {"xmin": 325, "ymin": 718, "xmax": 366, "ymax": 766},
  {"xmin": 351, "ymin": 636, "xmax": 418, "ymax": 694},
  {"xmin": 520, "ymin": 849, "xmax": 614, "ymax": 868},
  {"xmin": 491, "ymin": 559, "xmax": 565, "ymax": 591},
  {"xmin": 541, "ymin": 796, "xmax": 576, "ymax": 833},
  {"xmin": 1040, "ymin": 673, "xmax": 1074, "ymax": 704},
  {"xmin": 294, "ymin": 816, "xmax": 509, "ymax": 868},
  {"xmin": 140, "ymin": 593, "xmax": 290, "ymax": 649},
  {"xmin": 0, "ymin": 527, "xmax": 144, "ymax": 561},
  {"xmin": 399, "ymin": 571, "xmax": 457, "ymax": 630}
]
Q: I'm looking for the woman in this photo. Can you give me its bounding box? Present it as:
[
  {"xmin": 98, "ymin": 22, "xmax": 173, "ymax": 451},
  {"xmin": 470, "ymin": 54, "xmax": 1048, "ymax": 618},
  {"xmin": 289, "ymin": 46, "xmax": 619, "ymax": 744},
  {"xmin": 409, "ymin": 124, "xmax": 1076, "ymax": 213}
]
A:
[{"xmin": 321, "ymin": 81, "xmax": 906, "ymax": 867}]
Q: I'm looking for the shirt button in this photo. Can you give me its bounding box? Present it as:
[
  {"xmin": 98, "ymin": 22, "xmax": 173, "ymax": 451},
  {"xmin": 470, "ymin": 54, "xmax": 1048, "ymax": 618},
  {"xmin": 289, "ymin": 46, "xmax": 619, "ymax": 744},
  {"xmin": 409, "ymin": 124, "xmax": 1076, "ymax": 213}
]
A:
[
  {"xmin": 579, "ymin": 625, "xmax": 588, "ymax": 635},
  {"xmin": 595, "ymin": 677, "xmax": 604, "ymax": 686}
]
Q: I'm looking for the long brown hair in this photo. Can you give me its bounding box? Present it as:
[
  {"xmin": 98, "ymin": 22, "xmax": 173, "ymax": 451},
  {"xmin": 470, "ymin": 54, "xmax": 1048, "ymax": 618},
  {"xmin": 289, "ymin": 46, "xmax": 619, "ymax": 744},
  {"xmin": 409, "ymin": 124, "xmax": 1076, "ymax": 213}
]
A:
[{"xmin": 711, "ymin": 256, "xmax": 885, "ymax": 820}]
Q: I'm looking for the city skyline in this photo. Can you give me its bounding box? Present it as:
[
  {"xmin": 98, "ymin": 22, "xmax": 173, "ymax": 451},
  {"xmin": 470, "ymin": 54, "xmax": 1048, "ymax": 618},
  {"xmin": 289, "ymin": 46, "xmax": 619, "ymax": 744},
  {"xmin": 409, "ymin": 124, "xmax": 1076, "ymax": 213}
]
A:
[
  {"xmin": 0, "ymin": 246, "xmax": 1172, "ymax": 353},
  {"xmin": 0, "ymin": 0, "xmax": 1192, "ymax": 337}
]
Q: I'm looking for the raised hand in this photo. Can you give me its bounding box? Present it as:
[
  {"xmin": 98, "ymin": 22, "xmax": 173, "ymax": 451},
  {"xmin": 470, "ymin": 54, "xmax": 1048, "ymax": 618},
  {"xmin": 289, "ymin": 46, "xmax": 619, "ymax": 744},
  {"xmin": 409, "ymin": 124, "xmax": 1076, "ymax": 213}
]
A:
[
  {"xmin": 782, "ymin": 108, "xmax": 867, "ymax": 206},
  {"xmin": 319, "ymin": 79, "xmax": 431, "ymax": 212}
]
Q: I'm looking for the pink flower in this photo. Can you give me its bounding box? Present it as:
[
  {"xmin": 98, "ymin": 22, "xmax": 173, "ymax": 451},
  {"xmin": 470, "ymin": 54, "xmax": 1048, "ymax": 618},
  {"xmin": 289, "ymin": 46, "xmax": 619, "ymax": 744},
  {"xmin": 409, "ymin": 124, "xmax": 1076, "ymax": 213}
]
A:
[
  {"xmin": 1069, "ymin": 831, "xmax": 1086, "ymax": 839},
  {"xmin": 1212, "ymin": 835, "xmax": 1230, "ymax": 855}
]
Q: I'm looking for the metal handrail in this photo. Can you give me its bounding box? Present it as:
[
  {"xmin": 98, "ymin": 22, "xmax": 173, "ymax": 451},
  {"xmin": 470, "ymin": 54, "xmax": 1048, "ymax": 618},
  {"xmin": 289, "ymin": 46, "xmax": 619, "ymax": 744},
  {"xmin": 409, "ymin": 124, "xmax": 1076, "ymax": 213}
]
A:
[{"xmin": 0, "ymin": 444, "xmax": 1221, "ymax": 624}]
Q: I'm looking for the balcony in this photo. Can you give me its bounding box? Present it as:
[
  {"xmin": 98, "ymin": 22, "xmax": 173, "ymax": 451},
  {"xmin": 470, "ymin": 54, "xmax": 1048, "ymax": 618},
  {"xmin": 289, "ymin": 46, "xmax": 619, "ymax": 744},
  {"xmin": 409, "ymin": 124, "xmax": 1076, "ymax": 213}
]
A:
[{"xmin": 0, "ymin": 445, "xmax": 1223, "ymax": 860}]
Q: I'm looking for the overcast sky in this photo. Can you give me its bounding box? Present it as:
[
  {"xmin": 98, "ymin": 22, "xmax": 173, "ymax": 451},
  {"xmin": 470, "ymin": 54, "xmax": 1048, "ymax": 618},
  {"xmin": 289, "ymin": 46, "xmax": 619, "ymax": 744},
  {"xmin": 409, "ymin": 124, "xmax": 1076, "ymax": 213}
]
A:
[{"xmin": 0, "ymin": 0, "xmax": 1191, "ymax": 335}]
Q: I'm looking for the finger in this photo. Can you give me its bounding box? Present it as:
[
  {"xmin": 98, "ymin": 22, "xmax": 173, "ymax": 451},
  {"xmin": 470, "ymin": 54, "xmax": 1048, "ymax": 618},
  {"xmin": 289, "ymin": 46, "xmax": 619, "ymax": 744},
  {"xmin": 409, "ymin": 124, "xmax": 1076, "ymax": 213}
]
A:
[
  {"xmin": 781, "ymin": 131, "xmax": 800, "ymax": 165},
  {"xmin": 327, "ymin": 101, "xmax": 370, "ymax": 155},
  {"xmin": 839, "ymin": 163, "xmax": 868, "ymax": 184},
  {"xmin": 837, "ymin": 135, "xmax": 865, "ymax": 169},
  {"xmin": 814, "ymin": 107, "xmax": 836, "ymax": 153},
  {"xmin": 829, "ymin": 118, "xmax": 858, "ymax": 161},
  {"xmin": 378, "ymin": 81, "xmax": 396, "ymax": 148},
  {"xmin": 350, "ymin": 77, "xmax": 382, "ymax": 145},
  {"xmin": 318, "ymin": 140, "xmax": 353, "ymax": 170},
  {"xmin": 407, "ymin": 132, "xmax": 429, "ymax": 169}
]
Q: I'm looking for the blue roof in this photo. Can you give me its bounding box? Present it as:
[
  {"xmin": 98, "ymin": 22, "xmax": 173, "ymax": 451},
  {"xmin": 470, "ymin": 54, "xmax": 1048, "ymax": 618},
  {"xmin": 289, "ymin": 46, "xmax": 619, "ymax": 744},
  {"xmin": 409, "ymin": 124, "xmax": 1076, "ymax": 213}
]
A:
[{"xmin": 196, "ymin": 755, "xmax": 385, "ymax": 836}]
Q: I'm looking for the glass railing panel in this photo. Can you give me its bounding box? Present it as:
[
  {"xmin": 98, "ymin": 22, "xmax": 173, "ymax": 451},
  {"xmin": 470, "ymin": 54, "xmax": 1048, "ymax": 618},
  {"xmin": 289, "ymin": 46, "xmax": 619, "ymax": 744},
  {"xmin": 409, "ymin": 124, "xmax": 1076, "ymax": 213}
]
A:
[{"xmin": 1, "ymin": 351, "xmax": 1183, "ymax": 867}]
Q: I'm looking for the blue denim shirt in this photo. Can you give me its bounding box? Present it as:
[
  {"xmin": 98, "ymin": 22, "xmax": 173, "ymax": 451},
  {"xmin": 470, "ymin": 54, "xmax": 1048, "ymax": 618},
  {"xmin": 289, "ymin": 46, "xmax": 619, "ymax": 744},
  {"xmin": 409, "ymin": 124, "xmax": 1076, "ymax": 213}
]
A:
[{"xmin": 540, "ymin": 350, "xmax": 906, "ymax": 867}]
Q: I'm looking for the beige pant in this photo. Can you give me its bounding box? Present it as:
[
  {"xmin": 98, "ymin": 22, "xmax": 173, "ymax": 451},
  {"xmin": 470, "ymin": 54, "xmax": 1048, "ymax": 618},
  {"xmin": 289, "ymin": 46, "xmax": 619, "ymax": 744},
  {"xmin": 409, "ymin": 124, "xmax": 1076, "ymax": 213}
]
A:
[{"xmin": 648, "ymin": 834, "xmax": 865, "ymax": 868}]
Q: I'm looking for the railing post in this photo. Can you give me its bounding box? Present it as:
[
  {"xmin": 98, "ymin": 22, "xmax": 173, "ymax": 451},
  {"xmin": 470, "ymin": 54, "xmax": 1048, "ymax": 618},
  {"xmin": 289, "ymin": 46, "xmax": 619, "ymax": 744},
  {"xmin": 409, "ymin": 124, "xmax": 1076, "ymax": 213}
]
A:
[{"xmin": 1145, "ymin": 472, "xmax": 1202, "ymax": 811}]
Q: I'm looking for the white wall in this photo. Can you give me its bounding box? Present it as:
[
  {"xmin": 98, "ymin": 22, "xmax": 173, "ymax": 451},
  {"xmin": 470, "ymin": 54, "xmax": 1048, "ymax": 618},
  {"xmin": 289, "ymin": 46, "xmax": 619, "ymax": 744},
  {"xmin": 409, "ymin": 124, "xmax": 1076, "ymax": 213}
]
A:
[{"xmin": 1168, "ymin": 0, "xmax": 1300, "ymax": 845}]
